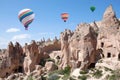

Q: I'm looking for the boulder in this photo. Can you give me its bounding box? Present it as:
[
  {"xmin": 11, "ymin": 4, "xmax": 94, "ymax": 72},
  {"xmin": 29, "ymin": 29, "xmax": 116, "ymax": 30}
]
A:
[{"xmin": 45, "ymin": 62, "xmax": 58, "ymax": 72}]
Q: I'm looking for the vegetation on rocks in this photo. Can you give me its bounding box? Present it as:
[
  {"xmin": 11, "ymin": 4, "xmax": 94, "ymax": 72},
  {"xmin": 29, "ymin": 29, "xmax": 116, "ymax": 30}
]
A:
[
  {"xmin": 78, "ymin": 75, "xmax": 87, "ymax": 80},
  {"xmin": 107, "ymin": 69, "xmax": 120, "ymax": 80},
  {"xmin": 47, "ymin": 65, "xmax": 71, "ymax": 80}
]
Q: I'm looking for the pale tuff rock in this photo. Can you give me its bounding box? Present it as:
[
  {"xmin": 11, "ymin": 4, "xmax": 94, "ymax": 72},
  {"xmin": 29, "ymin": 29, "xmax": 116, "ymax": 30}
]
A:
[
  {"xmin": 103, "ymin": 5, "xmax": 115, "ymax": 19},
  {"xmin": 0, "ymin": 42, "xmax": 24, "ymax": 78},
  {"xmin": 23, "ymin": 40, "xmax": 39, "ymax": 74},
  {"xmin": 49, "ymin": 51, "xmax": 62, "ymax": 64},
  {"xmin": 0, "ymin": 37, "xmax": 60, "ymax": 78},
  {"xmin": 59, "ymin": 23, "xmax": 98, "ymax": 70},
  {"xmin": 97, "ymin": 5, "xmax": 120, "ymax": 58},
  {"xmin": 23, "ymin": 39, "xmax": 60, "ymax": 75},
  {"xmin": 102, "ymin": 5, "xmax": 120, "ymax": 27},
  {"xmin": 45, "ymin": 62, "xmax": 58, "ymax": 72},
  {"xmin": 69, "ymin": 23, "xmax": 98, "ymax": 70},
  {"xmin": 59, "ymin": 29, "xmax": 73, "ymax": 69}
]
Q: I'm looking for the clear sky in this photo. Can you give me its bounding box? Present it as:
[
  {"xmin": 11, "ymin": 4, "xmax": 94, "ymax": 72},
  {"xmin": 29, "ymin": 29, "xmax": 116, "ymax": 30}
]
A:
[{"xmin": 0, "ymin": 0, "xmax": 120, "ymax": 49}]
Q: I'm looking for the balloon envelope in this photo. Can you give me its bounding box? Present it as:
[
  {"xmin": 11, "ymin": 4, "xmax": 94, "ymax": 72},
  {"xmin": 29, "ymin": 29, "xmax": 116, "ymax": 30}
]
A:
[
  {"xmin": 18, "ymin": 9, "xmax": 35, "ymax": 30},
  {"xmin": 90, "ymin": 6, "xmax": 96, "ymax": 12},
  {"xmin": 61, "ymin": 13, "xmax": 69, "ymax": 22}
]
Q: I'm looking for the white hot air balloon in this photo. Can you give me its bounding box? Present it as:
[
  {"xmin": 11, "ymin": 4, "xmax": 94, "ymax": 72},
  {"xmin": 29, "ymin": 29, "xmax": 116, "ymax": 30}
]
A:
[{"xmin": 18, "ymin": 9, "xmax": 35, "ymax": 30}]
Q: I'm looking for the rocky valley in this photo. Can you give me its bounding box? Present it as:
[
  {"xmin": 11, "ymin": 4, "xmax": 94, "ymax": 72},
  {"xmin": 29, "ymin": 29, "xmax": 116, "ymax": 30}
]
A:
[{"xmin": 0, "ymin": 5, "xmax": 120, "ymax": 80}]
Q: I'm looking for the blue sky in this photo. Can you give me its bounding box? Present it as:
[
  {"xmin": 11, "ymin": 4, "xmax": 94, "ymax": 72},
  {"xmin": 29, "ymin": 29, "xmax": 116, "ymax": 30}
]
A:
[{"xmin": 0, "ymin": 0, "xmax": 120, "ymax": 49}]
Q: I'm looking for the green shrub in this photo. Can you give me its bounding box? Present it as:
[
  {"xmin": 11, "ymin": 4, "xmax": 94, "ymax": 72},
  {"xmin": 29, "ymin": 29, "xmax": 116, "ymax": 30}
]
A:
[
  {"xmin": 78, "ymin": 75, "xmax": 87, "ymax": 80},
  {"xmin": 90, "ymin": 68, "xmax": 95, "ymax": 72},
  {"xmin": 39, "ymin": 59, "xmax": 46, "ymax": 67},
  {"xmin": 48, "ymin": 70, "xmax": 63, "ymax": 76},
  {"xmin": 62, "ymin": 74, "xmax": 70, "ymax": 80},
  {"xmin": 108, "ymin": 74, "xmax": 120, "ymax": 80},
  {"xmin": 104, "ymin": 67, "xmax": 113, "ymax": 72},
  {"xmin": 28, "ymin": 76, "xmax": 34, "ymax": 80},
  {"xmin": 98, "ymin": 59, "xmax": 103, "ymax": 63},
  {"xmin": 46, "ymin": 58, "xmax": 55, "ymax": 63},
  {"xmin": 80, "ymin": 70, "xmax": 88, "ymax": 74},
  {"xmin": 92, "ymin": 69, "xmax": 103, "ymax": 79},
  {"xmin": 41, "ymin": 75, "xmax": 46, "ymax": 80},
  {"xmin": 62, "ymin": 65, "xmax": 71, "ymax": 75},
  {"xmin": 108, "ymin": 75, "xmax": 116, "ymax": 80},
  {"xmin": 48, "ymin": 65, "xmax": 71, "ymax": 80},
  {"xmin": 47, "ymin": 73, "xmax": 60, "ymax": 80},
  {"xmin": 108, "ymin": 69, "xmax": 120, "ymax": 80}
]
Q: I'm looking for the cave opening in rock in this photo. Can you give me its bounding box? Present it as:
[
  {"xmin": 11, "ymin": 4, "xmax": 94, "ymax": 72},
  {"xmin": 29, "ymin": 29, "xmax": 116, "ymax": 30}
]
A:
[
  {"xmin": 97, "ymin": 49, "xmax": 104, "ymax": 59},
  {"xmin": 118, "ymin": 53, "xmax": 120, "ymax": 60},
  {"xmin": 77, "ymin": 61, "xmax": 81, "ymax": 68},
  {"xmin": 14, "ymin": 66, "xmax": 23, "ymax": 73},
  {"xmin": 6, "ymin": 72, "xmax": 9, "ymax": 77},
  {"xmin": 18, "ymin": 66, "xmax": 23, "ymax": 73},
  {"xmin": 39, "ymin": 59, "xmax": 46, "ymax": 67},
  {"xmin": 101, "ymin": 42, "xmax": 104, "ymax": 47},
  {"xmin": 117, "ymin": 27, "xmax": 119, "ymax": 29},
  {"xmin": 14, "ymin": 68, "xmax": 18, "ymax": 73},
  {"xmin": 56, "ymin": 56, "xmax": 60, "ymax": 59},
  {"xmin": 88, "ymin": 63, "xmax": 96, "ymax": 69},
  {"xmin": 107, "ymin": 52, "xmax": 111, "ymax": 58}
]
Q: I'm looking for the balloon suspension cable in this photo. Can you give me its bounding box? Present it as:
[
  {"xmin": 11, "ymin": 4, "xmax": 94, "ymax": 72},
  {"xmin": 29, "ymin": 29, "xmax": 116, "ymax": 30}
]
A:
[{"xmin": 25, "ymin": 27, "xmax": 28, "ymax": 30}]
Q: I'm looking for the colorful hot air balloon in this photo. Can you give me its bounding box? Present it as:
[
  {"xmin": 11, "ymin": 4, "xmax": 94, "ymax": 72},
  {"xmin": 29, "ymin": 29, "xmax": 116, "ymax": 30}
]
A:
[
  {"xmin": 90, "ymin": 6, "xmax": 96, "ymax": 12},
  {"xmin": 61, "ymin": 13, "xmax": 69, "ymax": 22},
  {"xmin": 18, "ymin": 9, "xmax": 35, "ymax": 30}
]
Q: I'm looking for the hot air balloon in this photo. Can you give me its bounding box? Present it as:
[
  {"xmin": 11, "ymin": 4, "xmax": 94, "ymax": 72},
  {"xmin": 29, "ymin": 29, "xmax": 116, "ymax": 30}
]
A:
[
  {"xmin": 18, "ymin": 9, "xmax": 35, "ymax": 30},
  {"xmin": 90, "ymin": 6, "xmax": 96, "ymax": 12},
  {"xmin": 61, "ymin": 13, "xmax": 69, "ymax": 22}
]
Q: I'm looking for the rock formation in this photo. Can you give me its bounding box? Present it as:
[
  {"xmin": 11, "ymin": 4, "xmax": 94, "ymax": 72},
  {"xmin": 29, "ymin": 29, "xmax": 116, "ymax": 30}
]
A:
[
  {"xmin": 23, "ymin": 40, "xmax": 39, "ymax": 74},
  {"xmin": 59, "ymin": 29, "xmax": 74, "ymax": 69},
  {"xmin": 23, "ymin": 39, "xmax": 61, "ymax": 75},
  {"xmin": 102, "ymin": 5, "xmax": 120, "ymax": 27},
  {"xmin": 0, "ymin": 42, "xmax": 24, "ymax": 78},
  {"xmin": 97, "ymin": 5, "xmax": 120, "ymax": 58},
  {"xmin": 0, "ymin": 37, "xmax": 61, "ymax": 78},
  {"xmin": 59, "ymin": 23, "xmax": 98, "ymax": 70},
  {"xmin": 45, "ymin": 62, "xmax": 58, "ymax": 72}
]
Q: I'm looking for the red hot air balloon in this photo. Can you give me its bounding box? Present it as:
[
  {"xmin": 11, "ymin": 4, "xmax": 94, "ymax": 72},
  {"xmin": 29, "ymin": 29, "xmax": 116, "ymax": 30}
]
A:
[{"xmin": 61, "ymin": 13, "xmax": 69, "ymax": 22}]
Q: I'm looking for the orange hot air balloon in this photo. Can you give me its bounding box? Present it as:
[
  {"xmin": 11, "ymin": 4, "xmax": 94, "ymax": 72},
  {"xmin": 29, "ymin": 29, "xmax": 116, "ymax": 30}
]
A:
[{"xmin": 61, "ymin": 13, "xmax": 69, "ymax": 22}]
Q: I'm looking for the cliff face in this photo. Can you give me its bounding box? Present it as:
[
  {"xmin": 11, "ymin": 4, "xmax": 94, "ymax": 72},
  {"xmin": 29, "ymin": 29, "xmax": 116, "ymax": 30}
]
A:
[
  {"xmin": 97, "ymin": 5, "xmax": 120, "ymax": 58},
  {"xmin": 59, "ymin": 23, "xmax": 98, "ymax": 70},
  {"xmin": 0, "ymin": 5, "xmax": 120, "ymax": 79},
  {"xmin": 0, "ymin": 42, "xmax": 24, "ymax": 78},
  {"xmin": 102, "ymin": 5, "xmax": 120, "ymax": 27},
  {"xmin": 0, "ymin": 38, "xmax": 61, "ymax": 78}
]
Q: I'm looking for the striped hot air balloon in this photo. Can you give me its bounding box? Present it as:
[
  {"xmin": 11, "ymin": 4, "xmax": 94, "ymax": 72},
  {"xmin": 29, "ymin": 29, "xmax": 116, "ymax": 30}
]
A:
[
  {"xmin": 61, "ymin": 13, "xmax": 69, "ymax": 22},
  {"xmin": 18, "ymin": 9, "xmax": 35, "ymax": 30}
]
